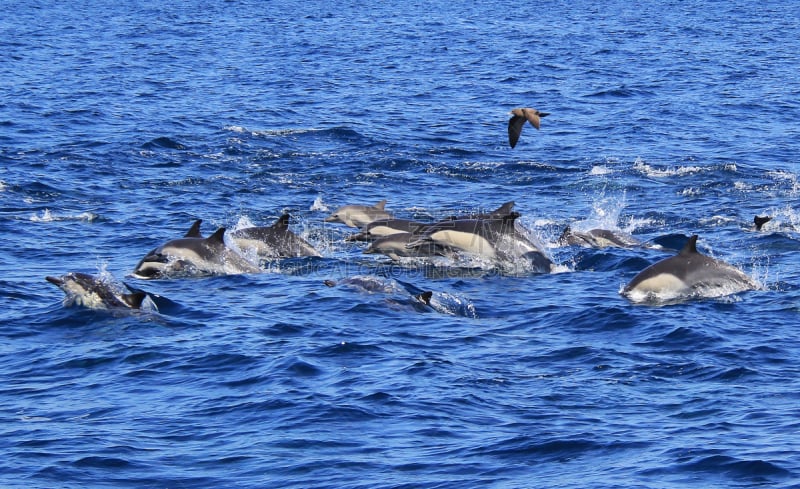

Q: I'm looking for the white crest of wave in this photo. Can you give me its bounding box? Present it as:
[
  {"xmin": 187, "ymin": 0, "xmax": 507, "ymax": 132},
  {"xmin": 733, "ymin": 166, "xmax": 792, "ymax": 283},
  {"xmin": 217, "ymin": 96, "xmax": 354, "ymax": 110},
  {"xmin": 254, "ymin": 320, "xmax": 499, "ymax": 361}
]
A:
[
  {"xmin": 310, "ymin": 195, "xmax": 329, "ymax": 212},
  {"xmin": 30, "ymin": 209, "xmax": 97, "ymax": 223}
]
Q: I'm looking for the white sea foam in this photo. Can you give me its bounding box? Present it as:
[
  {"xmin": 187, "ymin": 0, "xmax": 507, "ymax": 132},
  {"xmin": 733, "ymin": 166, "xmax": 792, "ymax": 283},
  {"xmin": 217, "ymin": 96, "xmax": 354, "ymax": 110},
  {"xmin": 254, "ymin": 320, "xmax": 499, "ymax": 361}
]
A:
[{"xmin": 310, "ymin": 195, "xmax": 329, "ymax": 212}]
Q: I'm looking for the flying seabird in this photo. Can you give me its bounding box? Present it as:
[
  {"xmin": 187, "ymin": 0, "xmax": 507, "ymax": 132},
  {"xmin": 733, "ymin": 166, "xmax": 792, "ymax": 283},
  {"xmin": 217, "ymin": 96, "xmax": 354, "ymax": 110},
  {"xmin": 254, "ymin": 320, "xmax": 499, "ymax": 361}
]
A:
[{"xmin": 508, "ymin": 107, "xmax": 549, "ymax": 148}]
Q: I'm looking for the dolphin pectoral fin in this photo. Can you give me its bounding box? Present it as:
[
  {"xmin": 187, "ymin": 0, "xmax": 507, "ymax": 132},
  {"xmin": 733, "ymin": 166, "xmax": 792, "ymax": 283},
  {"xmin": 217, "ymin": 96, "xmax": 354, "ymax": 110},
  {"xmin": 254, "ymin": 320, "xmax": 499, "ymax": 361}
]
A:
[
  {"xmin": 122, "ymin": 292, "xmax": 147, "ymax": 309},
  {"xmin": 184, "ymin": 219, "xmax": 203, "ymax": 238}
]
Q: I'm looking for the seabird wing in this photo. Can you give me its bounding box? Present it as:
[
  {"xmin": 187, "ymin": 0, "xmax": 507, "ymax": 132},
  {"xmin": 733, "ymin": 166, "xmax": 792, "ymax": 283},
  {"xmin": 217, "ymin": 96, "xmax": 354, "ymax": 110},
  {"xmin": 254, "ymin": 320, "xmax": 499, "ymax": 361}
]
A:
[{"xmin": 508, "ymin": 115, "xmax": 525, "ymax": 148}]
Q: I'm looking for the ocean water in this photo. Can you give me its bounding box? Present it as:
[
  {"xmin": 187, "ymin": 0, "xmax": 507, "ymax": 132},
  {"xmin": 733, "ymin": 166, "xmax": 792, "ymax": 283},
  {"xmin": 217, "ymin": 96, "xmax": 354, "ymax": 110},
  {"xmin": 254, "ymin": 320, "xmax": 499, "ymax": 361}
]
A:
[{"xmin": 2, "ymin": 0, "xmax": 800, "ymax": 487}]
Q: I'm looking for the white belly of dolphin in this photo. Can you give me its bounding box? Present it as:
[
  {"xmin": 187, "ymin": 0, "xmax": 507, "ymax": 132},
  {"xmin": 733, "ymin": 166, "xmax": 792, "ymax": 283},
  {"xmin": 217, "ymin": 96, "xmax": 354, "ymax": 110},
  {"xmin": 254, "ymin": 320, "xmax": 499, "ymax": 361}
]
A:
[
  {"xmin": 625, "ymin": 273, "xmax": 688, "ymax": 298},
  {"xmin": 430, "ymin": 229, "xmax": 496, "ymax": 259}
]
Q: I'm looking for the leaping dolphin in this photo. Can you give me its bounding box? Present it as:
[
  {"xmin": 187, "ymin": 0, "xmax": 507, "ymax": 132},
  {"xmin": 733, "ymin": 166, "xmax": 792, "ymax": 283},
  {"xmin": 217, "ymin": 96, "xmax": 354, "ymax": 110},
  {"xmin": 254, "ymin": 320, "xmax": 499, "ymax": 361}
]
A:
[
  {"xmin": 229, "ymin": 214, "xmax": 321, "ymax": 258},
  {"xmin": 132, "ymin": 227, "xmax": 261, "ymax": 279},
  {"xmin": 508, "ymin": 108, "xmax": 549, "ymax": 148},
  {"xmin": 46, "ymin": 272, "xmax": 148, "ymax": 310},
  {"xmin": 324, "ymin": 199, "xmax": 393, "ymax": 228},
  {"xmin": 622, "ymin": 235, "xmax": 756, "ymax": 302},
  {"xmin": 406, "ymin": 213, "xmax": 552, "ymax": 272}
]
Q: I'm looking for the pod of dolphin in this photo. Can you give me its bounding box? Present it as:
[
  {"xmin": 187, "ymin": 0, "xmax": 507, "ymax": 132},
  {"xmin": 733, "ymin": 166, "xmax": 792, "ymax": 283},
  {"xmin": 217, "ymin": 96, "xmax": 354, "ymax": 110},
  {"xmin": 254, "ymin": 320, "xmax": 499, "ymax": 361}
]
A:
[{"xmin": 46, "ymin": 108, "xmax": 761, "ymax": 310}]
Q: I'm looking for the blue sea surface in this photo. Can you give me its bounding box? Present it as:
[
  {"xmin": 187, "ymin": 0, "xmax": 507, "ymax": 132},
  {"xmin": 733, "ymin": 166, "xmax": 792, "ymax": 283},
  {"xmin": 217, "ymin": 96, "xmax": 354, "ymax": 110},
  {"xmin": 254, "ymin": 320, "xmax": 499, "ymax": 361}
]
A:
[{"xmin": 2, "ymin": 1, "xmax": 800, "ymax": 487}]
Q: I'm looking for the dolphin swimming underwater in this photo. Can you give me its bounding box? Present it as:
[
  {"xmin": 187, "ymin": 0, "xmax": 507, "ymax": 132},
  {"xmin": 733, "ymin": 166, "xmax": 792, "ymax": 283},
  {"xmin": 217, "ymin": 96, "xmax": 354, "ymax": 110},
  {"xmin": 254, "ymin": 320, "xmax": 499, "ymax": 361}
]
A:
[
  {"xmin": 621, "ymin": 235, "xmax": 756, "ymax": 302},
  {"xmin": 346, "ymin": 218, "xmax": 429, "ymax": 242},
  {"xmin": 558, "ymin": 226, "xmax": 643, "ymax": 249},
  {"xmin": 46, "ymin": 272, "xmax": 149, "ymax": 310},
  {"xmin": 324, "ymin": 199, "xmax": 393, "ymax": 228},
  {"xmin": 406, "ymin": 212, "xmax": 553, "ymax": 272},
  {"xmin": 508, "ymin": 108, "xmax": 549, "ymax": 149},
  {"xmin": 132, "ymin": 227, "xmax": 261, "ymax": 279}
]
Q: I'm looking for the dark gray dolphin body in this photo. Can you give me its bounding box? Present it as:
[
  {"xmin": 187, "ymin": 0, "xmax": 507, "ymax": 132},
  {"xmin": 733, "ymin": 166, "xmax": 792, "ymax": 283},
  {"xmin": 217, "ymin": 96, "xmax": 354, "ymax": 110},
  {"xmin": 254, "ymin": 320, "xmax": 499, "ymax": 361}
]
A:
[
  {"xmin": 346, "ymin": 218, "xmax": 429, "ymax": 242},
  {"xmin": 46, "ymin": 272, "xmax": 148, "ymax": 309},
  {"xmin": 229, "ymin": 214, "xmax": 321, "ymax": 258},
  {"xmin": 406, "ymin": 213, "xmax": 552, "ymax": 272},
  {"xmin": 324, "ymin": 199, "xmax": 393, "ymax": 228},
  {"xmin": 132, "ymin": 227, "xmax": 261, "ymax": 279},
  {"xmin": 364, "ymin": 232, "xmax": 453, "ymax": 260},
  {"xmin": 622, "ymin": 235, "xmax": 755, "ymax": 302},
  {"xmin": 558, "ymin": 226, "xmax": 642, "ymax": 249}
]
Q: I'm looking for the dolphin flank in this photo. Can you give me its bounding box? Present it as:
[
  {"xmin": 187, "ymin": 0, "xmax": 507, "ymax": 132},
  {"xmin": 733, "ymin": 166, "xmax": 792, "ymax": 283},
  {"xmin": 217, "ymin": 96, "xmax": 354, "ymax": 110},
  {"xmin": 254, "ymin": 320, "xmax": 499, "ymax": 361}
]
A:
[{"xmin": 622, "ymin": 235, "xmax": 755, "ymax": 302}]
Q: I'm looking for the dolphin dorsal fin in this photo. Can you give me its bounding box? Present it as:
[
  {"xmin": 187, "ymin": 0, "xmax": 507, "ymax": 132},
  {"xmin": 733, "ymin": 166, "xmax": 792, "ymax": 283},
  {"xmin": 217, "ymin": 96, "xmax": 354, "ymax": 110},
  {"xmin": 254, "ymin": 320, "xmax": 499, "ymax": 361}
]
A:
[
  {"xmin": 502, "ymin": 212, "xmax": 521, "ymax": 223},
  {"xmin": 416, "ymin": 291, "xmax": 433, "ymax": 305},
  {"xmin": 273, "ymin": 213, "xmax": 291, "ymax": 230},
  {"xmin": 374, "ymin": 199, "xmax": 387, "ymax": 210},
  {"xmin": 185, "ymin": 219, "xmax": 203, "ymax": 238},
  {"xmin": 208, "ymin": 227, "xmax": 227, "ymax": 244},
  {"xmin": 679, "ymin": 235, "xmax": 699, "ymax": 255},
  {"xmin": 122, "ymin": 292, "xmax": 147, "ymax": 309},
  {"xmin": 754, "ymin": 215, "xmax": 771, "ymax": 231},
  {"xmin": 494, "ymin": 201, "xmax": 515, "ymax": 215}
]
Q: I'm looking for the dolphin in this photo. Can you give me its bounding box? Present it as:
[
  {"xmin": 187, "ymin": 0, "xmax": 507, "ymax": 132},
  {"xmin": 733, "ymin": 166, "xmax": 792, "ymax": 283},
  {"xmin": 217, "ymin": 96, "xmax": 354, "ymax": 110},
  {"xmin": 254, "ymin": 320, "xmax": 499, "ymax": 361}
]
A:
[
  {"xmin": 228, "ymin": 214, "xmax": 321, "ymax": 258},
  {"xmin": 558, "ymin": 226, "xmax": 642, "ymax": 249},
  {"xmin": 508, "ymin": 108, "xmax": 549, "ymax": 148},
  {"xmin": 182, "ymin": 216, "xmax": 320, "ymax": 258},
  {"xmin": 46, "ymin": 272, "xmax": 148, "ymax": 310},
  {"xmin": 346, "ymin": 218, "xmax": 430, "ymax": 242},
  {"xmin": 622, "ymin": 235, "xmax": 756, "ymax": 302},
  {"xmin": 132, "ymin": 227, "xmax": 261, "ymax": 279},
  {"xmin": 364, "ymin": 232, "xmax": 453, "ymax": 260},
  {"xmin": 323, "ymin": 276, "xmax": 434, "ymax": 311},
  {"xmin": 324, "ymin": 199, "xmax": 393, "ymax": 228},
  {"xmin": 406, "ymin": 213, "xmax": 552, "ymax": 272}
]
